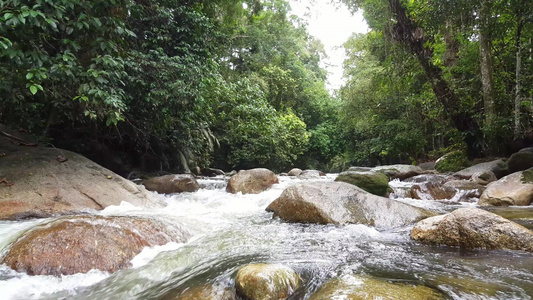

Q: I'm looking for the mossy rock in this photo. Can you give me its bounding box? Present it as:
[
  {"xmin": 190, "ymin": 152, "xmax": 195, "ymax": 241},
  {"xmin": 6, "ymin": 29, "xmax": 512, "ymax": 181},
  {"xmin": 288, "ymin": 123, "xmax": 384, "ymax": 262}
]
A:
[
  {"xmin": 435, "ymin": 151, "xmax": 470, "ymax": 173},
  {"xmin": 309, "ymin": 275, "xmax": 444, "ymax": 300},
  {"xmin": 234, "ymin": 263, "xmax": 301, "ymax": 300},
  {"xmin": 335, "ymin": 171, "xmax": 392, "ymax": 197}
]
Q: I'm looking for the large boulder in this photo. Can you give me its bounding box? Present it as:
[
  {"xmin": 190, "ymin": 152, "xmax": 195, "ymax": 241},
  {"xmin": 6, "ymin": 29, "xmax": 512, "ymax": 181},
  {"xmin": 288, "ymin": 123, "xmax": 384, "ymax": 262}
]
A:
[
  {"xmin": 142, "ymin": 174, "xmax": 200, "ymax": 194},
  {"xmin": 453, "ymin": 159, "xmax": 508, "ymax": 180},
  {"xmin": 435, "ymin": 151, "xmax": 469, "ymax": 173},
  {"xmin": 226, "ymin": 168, "xmax": 278, "ymax": 194},
  {"xmin": 234, "ymin": 263, "xmax": 301, "ymax": 300},
  {"xmin": 507, "ymin": 151, "xmax": 533, "ymax": 173},
  {"xmin": 411, "ymin": 207, "xmax": 533, "ymax": 252},
  {"xmin": 335, "ymin": 171, "xmax": 392, "ymax": 197},
  {"xmin": 0, "ymin": 145, "xmax": 164, "ymax": 220},
  {"xmin": 309, "ymin": 275, "xmax": 444, "ymax": 300},
  {"xmin": 371, "ymin": 164, "xmax": 424, "ymax": 180},
  {"xmin": 2, "ymin": 216, "xmax": 189, "ymax": 276},
  {"xmin": 266, "ymin": 182, "xmax": 435, "ymax": 228},
  {"xmin": 478, "ymin": 170, "xmax": 533, "ymax": 206}
]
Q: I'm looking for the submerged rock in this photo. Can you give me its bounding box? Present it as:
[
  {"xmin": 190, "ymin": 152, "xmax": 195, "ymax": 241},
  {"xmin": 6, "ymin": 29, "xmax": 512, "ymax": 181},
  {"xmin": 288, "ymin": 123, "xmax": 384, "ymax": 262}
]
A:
[
  {"xmin": 0, "ymin": 146, "xmax": 164, "ymax": 220},
  {"xmin": 309, "ymin": 275, "xmax": 444, "ymax": 300},
  {"xmin": 266, "ymin": 182, "xmax": 435, "ymax": 228},
  {"xmin": 226, "ymin": 168, "xmax": 278, "ymax": 194},
  {"xmin": 411, "ymin": 207, "xmax": 533, "ymax": 252},
  {"xmin": 478, "ymin": 170, "xmax": 533, "ymax": 206},
  {"xmin": 168, "ymin": 285, "xmax": 235, "ymax": 300},
  {"xmin": 234, "ymin": 263, "xmax": 301, "ymax": 300},
  {"xmin": 2, "ymin": 216, "xmax": 189, "ymax": 276},
  {"xmin": 335, "ymin": 171, "xmax": 392, "ymax": 197},
  {"xmin": 142, "ymin": 174, "xmax": 200, "ymax": 194}
]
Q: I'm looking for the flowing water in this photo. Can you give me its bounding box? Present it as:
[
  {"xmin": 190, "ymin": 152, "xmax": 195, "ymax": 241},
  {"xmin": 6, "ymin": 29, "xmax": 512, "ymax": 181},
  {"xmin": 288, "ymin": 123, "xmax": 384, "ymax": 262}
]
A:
[{"xmin": 1, "ymin": 175, "xmax": 533, "ymax": 299}]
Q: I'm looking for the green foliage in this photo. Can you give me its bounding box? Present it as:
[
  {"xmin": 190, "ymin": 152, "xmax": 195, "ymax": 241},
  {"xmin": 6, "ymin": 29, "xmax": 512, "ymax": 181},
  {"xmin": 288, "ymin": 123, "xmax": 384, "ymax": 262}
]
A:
[{"xmin": 211, "ymin": 79, "xmax": 308, "ymax": 172}]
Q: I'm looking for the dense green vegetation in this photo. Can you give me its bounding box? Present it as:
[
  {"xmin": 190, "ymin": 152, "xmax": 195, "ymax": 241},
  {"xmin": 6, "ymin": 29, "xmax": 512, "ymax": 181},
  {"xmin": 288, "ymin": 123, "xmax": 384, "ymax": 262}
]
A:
[
  {"xmin": 340, "ymin": 0, "xmax": 533, "ymax": 164},
  {"xmin": 1, "ymin": 0, "xmax": 532, "ymax": 174}
]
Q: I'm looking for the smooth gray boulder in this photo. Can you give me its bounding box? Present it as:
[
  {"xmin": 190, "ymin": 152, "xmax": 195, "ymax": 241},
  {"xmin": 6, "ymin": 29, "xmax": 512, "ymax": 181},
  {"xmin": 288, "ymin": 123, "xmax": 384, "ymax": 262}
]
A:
[
  {"xmin": 454, "ymin": 159, "xmax": 508, "ymax": 179},
  {"xmin": 266, "ymin": 181, "xmax": 435, "ymax": 228},
  {"xmin": 478, "ymin": 170, "xmax": 533, "ymax": 206},
  {"xmin": 411, "ymin": 207, "xmax": 533, "ymax": 252},
  {"xmin": 371, "ymin": 164, "xmax": 424, "ymax": 180}
]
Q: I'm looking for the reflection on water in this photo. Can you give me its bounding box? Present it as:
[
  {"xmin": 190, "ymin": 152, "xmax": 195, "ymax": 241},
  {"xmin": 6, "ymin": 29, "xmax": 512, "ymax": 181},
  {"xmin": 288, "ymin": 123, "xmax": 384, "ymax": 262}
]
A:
[{"xmin": 0, "ymin": 175, "xmax": 532, "ymax": 299}]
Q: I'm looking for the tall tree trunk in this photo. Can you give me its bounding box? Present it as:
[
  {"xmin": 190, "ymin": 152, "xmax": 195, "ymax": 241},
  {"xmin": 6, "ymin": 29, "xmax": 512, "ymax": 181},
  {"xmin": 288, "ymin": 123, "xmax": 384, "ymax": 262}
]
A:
[
  {"xmin": 479, "ymin": 0, "xmax": 495, "ymax": 127},
  {"xmin": 514, "ymin": 18, "xmax": 523, "ymax": 138},
  {"xmin": 388, "ymin": 0, "xmax": 484, "ymax": 158}
]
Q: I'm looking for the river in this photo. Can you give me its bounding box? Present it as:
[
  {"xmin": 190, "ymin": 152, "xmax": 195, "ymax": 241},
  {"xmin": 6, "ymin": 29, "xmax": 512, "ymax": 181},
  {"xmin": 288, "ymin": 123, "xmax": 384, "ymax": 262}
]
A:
[{"xmin": 0, "ymin": 175, "xmax": 532, "ymax": 299}]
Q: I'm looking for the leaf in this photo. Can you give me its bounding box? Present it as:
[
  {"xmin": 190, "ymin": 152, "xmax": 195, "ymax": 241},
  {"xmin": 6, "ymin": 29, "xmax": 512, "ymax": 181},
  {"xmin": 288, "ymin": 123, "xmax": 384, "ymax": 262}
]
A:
[
  {"xmin": 26, "ymin": 73, "xmax": 34, "ymax": 80},
  {"xmin": 30, "ymin": 85, "xmax": 38, "ymax": 95},
  {"xmin": 3, "ymin": 13, "xmax": 13, "ymax": 20}
]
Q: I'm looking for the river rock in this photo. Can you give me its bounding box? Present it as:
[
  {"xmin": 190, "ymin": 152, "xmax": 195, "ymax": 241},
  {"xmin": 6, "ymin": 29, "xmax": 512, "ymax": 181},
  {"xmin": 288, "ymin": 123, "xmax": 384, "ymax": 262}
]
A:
[
  {"xmin": 308, "ymin": 275, "xmax": 444, "ymax": 300},
  {"xmin": 335, "ymin": 171, "xmax": 392, "ymax": 196},
  {"xmin": 371, "ymin": 164, "xmax": 424, "ymax": 180},
  {"xmin": 347, "ymin": 166, "xmax": 372, "ymax": 172},
  {"xmin": 226, "ymin": 168, "xmax": 278, "ymax": 194},
  {"xmin": 0, "ymin": 145, "xmax": 164, "ymax": 220},
  {"xmin": 266, "ymin": 181, "xmax": 435, "ymax": 228},
  {"xmin": 471, "ymin": 170, "xmax": 497, "ymax": 185},
  {"xmin": 417, "ymin": 161, "xmax": 436, "ymax": 171},
  {"xmin": 478, "ymin": 170, "xmax": 533, "ymax": 206},
  {"xmin": 298, "ymin": 169, "xmax": 321, "ymax": 180},
  {"xmin": 507, "ymin": 151, "xmax": 533, "ymax": 173},
  {"xmin": 142, "ymin": 174, "xmax": 200, "ymax": 194},
  {"xmin": 201, "ymin": 168, "xmax": 225, "ymax": 177},
  {"xmin": 169, "ymin": 285, "xmax": 235, "ymax": 300},
  {"xmin": 435, "ymin": 151, "xmax": 469, "ymax": 173},
  {"xmin": 2, "ymin": 216, "xmax": 190, "ymax": 276},
  {"xmin": 410, "ymin": 182, "xmax": 456, "ymax": 200},
  {"xmin": 234, "ymin": 263, "xmax": 301, "ymax": 300},
  {"xmin": 453, "ymin": 159, "xmax": 508, "ymax": 180},
  {"xmin": 287, "ymin": 168, "xmax": 303, "ymax": 176},
  {"xmin": 411, "ymin": 207, "xmax": 533, "ymax": 252}
]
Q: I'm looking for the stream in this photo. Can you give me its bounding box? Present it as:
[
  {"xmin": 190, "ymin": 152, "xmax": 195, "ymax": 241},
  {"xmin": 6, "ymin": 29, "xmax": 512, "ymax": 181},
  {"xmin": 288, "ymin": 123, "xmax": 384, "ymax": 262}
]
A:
[{"xmin": 0, "ymin": 175, "xmax": 532, "ymax": 299}]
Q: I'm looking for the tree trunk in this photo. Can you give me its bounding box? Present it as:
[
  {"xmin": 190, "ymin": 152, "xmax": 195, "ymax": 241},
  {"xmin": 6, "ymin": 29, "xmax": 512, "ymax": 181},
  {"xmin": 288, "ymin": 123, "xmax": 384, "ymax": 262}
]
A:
[
  {"xmin": 479, "ymin": 0, "xmax": 495, "ymax": 127},
  {"xmin": 514, "ymin": 18, "xmax": 523, "ymax": 138},
  {"xmin": 388, "ymin": 0, "xmax": 484, "ymax": 158}
]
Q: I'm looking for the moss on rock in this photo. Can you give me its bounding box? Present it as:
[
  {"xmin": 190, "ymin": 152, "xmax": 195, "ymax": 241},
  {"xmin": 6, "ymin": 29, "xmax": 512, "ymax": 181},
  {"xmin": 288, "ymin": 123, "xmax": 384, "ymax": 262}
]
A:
[
  {"xmin": 335, "ymin": 171, "xmax": 392, "ymax": 197},
  {"xmin": 435, "ymin": 151, "xmax": 470, "ymax": 173}
]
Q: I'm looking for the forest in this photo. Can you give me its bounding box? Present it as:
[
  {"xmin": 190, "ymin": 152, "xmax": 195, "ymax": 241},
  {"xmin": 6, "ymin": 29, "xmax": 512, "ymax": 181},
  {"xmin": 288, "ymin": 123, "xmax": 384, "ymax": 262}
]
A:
[{"xmin": 1, "ymin": 0, "xmax": 532, "ymax": 175}]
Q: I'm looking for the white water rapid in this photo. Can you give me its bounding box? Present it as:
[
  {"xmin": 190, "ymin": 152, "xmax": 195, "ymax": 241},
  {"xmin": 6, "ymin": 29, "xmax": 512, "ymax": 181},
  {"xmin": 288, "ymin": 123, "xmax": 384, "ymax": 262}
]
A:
[{"xmin": 0, "ymin": 175, "xmax": 532, "ymax": 299}]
